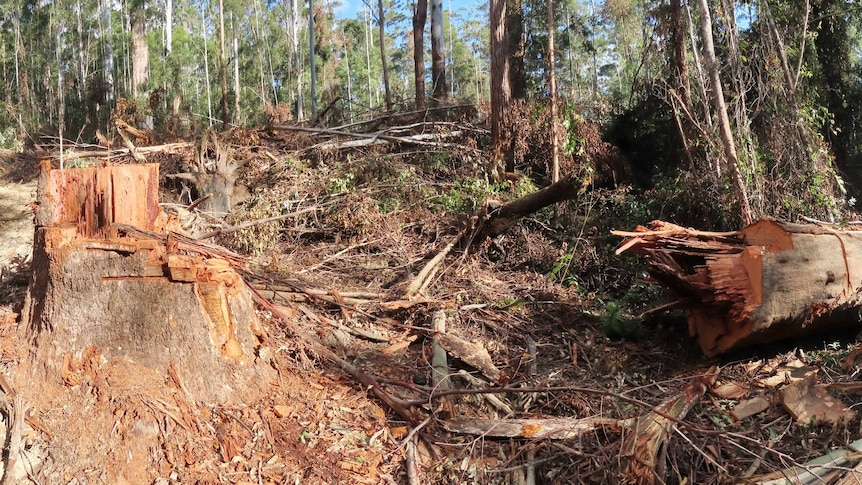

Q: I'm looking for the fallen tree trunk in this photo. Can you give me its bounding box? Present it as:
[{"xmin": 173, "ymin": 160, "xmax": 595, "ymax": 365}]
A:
[
  {"xmin": 471, "ymin": 177, "xmax": 582, "ymax": 241},
  {"xmin": 614, "ymin": 218, "xmax": 862, "ymax": 356},
  {"xmin": 21, "ymin": 162, "xmax": 271, "ymax": 403}
]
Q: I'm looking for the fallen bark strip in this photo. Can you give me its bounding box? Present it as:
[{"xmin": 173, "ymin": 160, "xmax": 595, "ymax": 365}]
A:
[
  {"xmin": 620, "ymin": 372, "xmax": 716, "ymax": 485},
  {"xmin": 614, "ymin": 218, "xmax": 862, "ymax": 356},
  {"xmin": 253, "ymin": 288, "xmax": 373, "ymax": 306},
  {"xmin": 404, "ymin": 230, "xmax": 463, "ymax": 299},
  {"xmin": 443, "ymin": 416, "xmax": 628, "ymax": 440}
]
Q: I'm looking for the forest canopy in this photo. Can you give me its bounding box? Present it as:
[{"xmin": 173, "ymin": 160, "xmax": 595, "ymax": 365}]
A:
[{"xmin": 1, "ymin": 0, "xmax": 862, "ymax": 227}]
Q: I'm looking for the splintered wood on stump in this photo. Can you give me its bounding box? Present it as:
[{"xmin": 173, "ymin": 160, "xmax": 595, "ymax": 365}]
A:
[
  {"xmin": 21, "ymin": 162, "xmax": 271, "ymax": 403},
  {"xmin": 614, "ymin": 218, "xmax": 862, "ymax": 356}
]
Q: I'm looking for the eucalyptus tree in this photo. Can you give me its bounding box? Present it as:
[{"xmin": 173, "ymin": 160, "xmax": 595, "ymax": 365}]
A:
[{"xmin": 430, "ymin": 0, "xmax": 447, "ymax": 103}]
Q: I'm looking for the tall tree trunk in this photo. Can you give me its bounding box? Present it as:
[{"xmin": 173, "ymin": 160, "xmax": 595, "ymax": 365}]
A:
[
  {"xmin": 430, "ymin": 0, "xmax": 448, "ymax": 104},
  {"xmin": 130, "ymin": 0, "xmax": 149, "ymax": 99},
  {"xmin": 669, "ymin": 0, "xmax": 691, "ymax": 112},
  {"xmin": 489, "ymin": 0, "xmax": 509, "ymax": 180},
  {"xmin": 100, "ymin": 0, "xmax": 115, "ymax": 106},
  {"xmin": 546, "ymin": 0, "xmax": 559, "ymax": 182},
  {"xmin": 377, "ymin": 0, "xmax": 392, "ymax": 110},
  {"xmin": 76, "ymin": 0, "xmax": 86, "ymax": 99},
  {"xmin": 202, "ymin": 9, "xmax": 213, "ymax": 126},
  {"xmin": 55, "ymin": 5, "xmax": 65, "ymax": 168},
  {"xmin": 697, "ymin": 0, "xmax": 752, "ymax": 225},
  {"xmin": 364, "ymin": 8, "xmax": 373, "ymax": 107},
  {"xmin": 165, "ymin": 0, "xmax": 173, "ymax": 55},
  {"xmin": 13, "ymin": 3, "xmax": 26, "ymax": 131},
  {"xmin": 309, "ymin": 0, "xmax": 317, "ymax": 119},
  {"xmin": 506, "ymin": 0, "xmax": 525, "ymax": 100},
  {"xmin": 412, "ymin": 0, "xmax": 428, "ymax": 110},
  {"xmin": 291, "ymin": 0, "xmax": 303, "ymax": 121},
  {"xmin": 218, "ymin": 0, "xmax": 230, "ymax": 127},
  {"xmin": 685, "ymin": 2, "xmax": 712, "ymax": 131},
  {"xmin": 669, "ymin": 0, "xmax": 694, "ymax": 168},
  {"xmin": 232, "ymin": 14, "xmax": 241, "ymax": 122}
]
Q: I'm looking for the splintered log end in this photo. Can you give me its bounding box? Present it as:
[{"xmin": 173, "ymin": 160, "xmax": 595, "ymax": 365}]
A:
[
  {"xmin": 619, "ymin": 217, "xmax": 862, "ymax": 355},
  {"xmin": 687, "ymin": 310, "xmax": 755, "ymax": 357}
]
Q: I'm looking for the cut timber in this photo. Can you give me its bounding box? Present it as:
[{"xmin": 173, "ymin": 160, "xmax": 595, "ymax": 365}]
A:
[
  {"xmin": 21, "ymin": 162, "xmax": 271, "ymax": 403},
  {"xmin": 614, "ymin": 218, "xmax": 862, "ymax": 356}
]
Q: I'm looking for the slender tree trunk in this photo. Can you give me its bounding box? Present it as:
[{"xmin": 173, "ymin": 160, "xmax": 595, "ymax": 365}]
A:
[
  {"xmin": 763, "ymin": 1, "xmax": 794, "ymax": 95},
  {"xmin": 345, "ymin": 50, "xmax": 353, "ymax": 120},
  {"xmin": 489, "ymin": 0, "xmax": 509, "ymax": 180},
  {"xmin": 218, "ymin": 0, "xmax": 230, "ymax": 127},
  {"xmin": 131, "ymin": 0, "xmax": 149, "ymax": 99},
  {"xmin": 377, "ymin": 0, "xmax": 392, "ymax": 110},
  {"xmin": 101, "ymin": 0, "xmax": 114, "ymax": 105},
  {"xmin": 166, "ymin": 0, "xmax": 173, "ymax": 54},
  {"xmin": 669, "ymin": 0, "xmax": 694, "ymax": 168},
  {"xmin": 685, "ymin": 2, "xmax": 711, "ymax": 131},
  {"xmin": 13, "ymin": 4, "xmax": 25, "ymax": 131},
  {"xmin": 251, "ymin": 0, "xmax": 267, "ymax": 107},
  {"xmin": 412, "ymin": 0, "xmax": 428, "ymax": 110},
  {"xmin": 447, "ymin": 0, "xmax": 454, "ymax": 97},
  {"xmin": 546, "ymin": 0, "xmax": 559, "ymax": 182},
  {"xmin": 76, "ymin": 0, "xmax": 86, "ymax": 99},
  {"xmin": 430, "ymin": 0, "xmax": 448, "ymax": 104},
  {"xmin": 309, "ymin": 0, "xmax": 317, "ymax": 119},
  {"xmin": 364, "ymin": 8, "xmax": 373, "ymax": 107},
  {"xmin": 697, "ymin": 0, "xmax": 752, "ymax": 224},
  {"xmin": 202, "ymin": 9, "xmax": 213, "ymax": 126},
  {"xmin": 291, "ymin": 0, "xmax": 303, "ymax": 120},
  {"xmin": 55, "ymin": 8, "xmax": 65, "ymax": 167},
  {"xmin": 670, "ymin": 0, "xmax": 691, "ymax": 112},
  {"xmin": 232, "ymin": 15, "xmax": 241, "ymax": 122}
]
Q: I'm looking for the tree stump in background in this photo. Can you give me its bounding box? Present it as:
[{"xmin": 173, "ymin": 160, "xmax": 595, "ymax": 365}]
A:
[{"xmin": 21, "ymin": 162, "xmax": 270, "ymax": 403}]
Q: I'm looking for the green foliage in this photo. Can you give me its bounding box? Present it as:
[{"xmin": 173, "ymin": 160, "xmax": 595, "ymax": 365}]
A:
[
  {"xmin": 548, "ymin": 252, "xmax": 580, "ymax": 289},
  {"xmin": 228, "ymin": 191, "xmax": 284, "ymax": 256},
  {"xmin": 431, "ymin": 179, "xmax": 490, "ymax": 214},
  {"xmin": 0, "ymin": 126, "xmax": 22, "ymax": 151},
  {"xmin": 600, "ymin": 300, "xmax": 644, "ymax": 340},
  {"xmin": 562, "ymin": 109, "xmax": 586, "ymax": 158}
]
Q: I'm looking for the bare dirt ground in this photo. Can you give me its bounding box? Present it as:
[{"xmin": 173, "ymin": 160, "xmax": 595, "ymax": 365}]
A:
[{"xmin": 0, "ymin": 122, "xmax": 862, "ymax": 484}]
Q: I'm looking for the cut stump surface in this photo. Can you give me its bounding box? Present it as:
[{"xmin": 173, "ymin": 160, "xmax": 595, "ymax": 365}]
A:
[{"xmin": 22, "ymin": 162, "xmax": 271, "ymax": 403}]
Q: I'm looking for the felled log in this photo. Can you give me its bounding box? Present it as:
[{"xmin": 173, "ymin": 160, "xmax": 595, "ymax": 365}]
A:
[
  {"xmin": 614, "ymin": 218, "xmax": 862, "ymax": 356},
  {"xmin": 20, "ymin": 162, "xmax": 271, "ymax": 403}
]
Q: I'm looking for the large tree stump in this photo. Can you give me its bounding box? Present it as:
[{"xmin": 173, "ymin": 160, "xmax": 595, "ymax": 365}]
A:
[
  {"xmin": 21, "ymin": 162, "xmax": 271, "ymax": 403},
  {"xmin": 614, "ymin": 218, "xmax": 862, "ymax": 356}
]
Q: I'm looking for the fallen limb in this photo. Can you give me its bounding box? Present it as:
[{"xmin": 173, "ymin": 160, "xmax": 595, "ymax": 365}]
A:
[
  {"xmin": 404, "ymin": 230, "xmax": 463, "ymax": 299},
  {"xmin": 195, "ymin": 205, "xmax": 323, "ymax": 240},
  {"xmin": 468, "ymin": 177, "xmax": 583, "ymax": 243},
  {"xmin": 272, "ymin": 124, "xmax": 468, "ymax": 151}
]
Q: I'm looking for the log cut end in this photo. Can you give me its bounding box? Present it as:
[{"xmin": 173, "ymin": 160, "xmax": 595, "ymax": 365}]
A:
[
  {"xmin": 22, "ymin": 163, "xmax": 272, "ymax": 404},
  {"xmin": 615, "ymin": 218, "xmax": 862, "ymax": 356}
]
